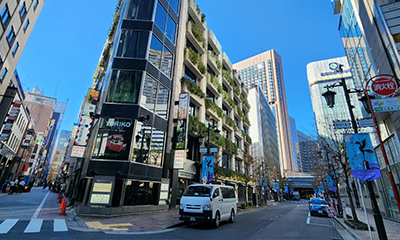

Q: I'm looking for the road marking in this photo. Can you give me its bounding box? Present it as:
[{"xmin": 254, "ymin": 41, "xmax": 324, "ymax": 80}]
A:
[
  {"xmin": 24, "ymin": 219, "xmax": 43, "ymax": 233},
  {"xmin": 0, "ymin": 219, "xmax": 18, "ymax": 234},
  {"xmin": 54, "ymin": 219, "xmax": 68, "ymax": 232},
  {"xmin": 32, "ymin": 191, "xmax": 50, "ymax": 219},
  {"xmin": 308, "ymin": 222, "xmax": 331, "ymax": 227},
  {"xmin": 86, "ymin": 221, "xmax": 132, "ymax": 231},
  {"xmin": 306, "ymin": 211, "xmax": 311, "ymax": 224}
]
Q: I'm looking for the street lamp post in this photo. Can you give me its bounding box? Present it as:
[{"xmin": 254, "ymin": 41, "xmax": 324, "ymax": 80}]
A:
[{"xmin": 322, "ymin": 66, "xmax": 388, "ymax": 240}]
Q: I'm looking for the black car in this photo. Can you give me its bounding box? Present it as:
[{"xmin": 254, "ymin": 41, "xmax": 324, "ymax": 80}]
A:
[{"xmin": 309, "ymin": 198, "xmax": 328, "ymax": 216}]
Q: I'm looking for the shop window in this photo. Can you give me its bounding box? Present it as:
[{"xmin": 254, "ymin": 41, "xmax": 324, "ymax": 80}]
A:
[
  {"xmin": 92, "ymin": 118, "xmax": 133, "ymax": 160},
  {"xmin": 116, "ymin": 30, "xmax": 148, "ymax": 58},
  {"xmin": 123, "ymin": 181, "xmax": 159, "ymax": 206},
  {"xmin": 106, "ymin": 70, "xmax": 142, "ymax": 104},
  {"xmin": 125, "ymin": 0, "xmax": 154, "ymax": 20}
]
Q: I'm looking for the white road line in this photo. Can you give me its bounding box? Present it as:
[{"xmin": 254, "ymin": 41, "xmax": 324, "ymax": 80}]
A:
[
  {"xmin": 54, "ymin": 219, "xmax": 68, "ymax": 232},
  {"xmin": 306, "ymin": 211, "xmax": 311, "ymax": 224},
  {"xmin": 24, "ymin": 219, "xmax": 43, "ymax": 233},
  {"xmin": 0, "ymin": 219, "xmax": 18, "ymax": 234},
  {"xmin": 32, "ymin": 191, "xmax": 50, "ymax": 219},
  {"xmin": 308, "ymin": 223, "xmax": 331, "ymax": 227}
]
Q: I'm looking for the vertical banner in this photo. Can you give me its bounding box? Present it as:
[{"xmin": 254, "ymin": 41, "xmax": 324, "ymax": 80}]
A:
[
  {"xmin": 326, "ymin": 172, "xmax": 337, "ymax": 192},
  {"xmin": 284, "ymin": 186, "xmax": 288, "ymax": 194},
  {"xmin": 201, "ymin": 155, "xmax": 214, "ymax": 183},
  {"xmin": 174, "ymin": 93, "xmax": 190, "ymax": 169},
  {"xmin": 344, "ymin": 133, "xmax": 382, "ymax": 181},
  {"xmin": 273, "ymin": 182, "xmax": 279, "ymax": 192}
]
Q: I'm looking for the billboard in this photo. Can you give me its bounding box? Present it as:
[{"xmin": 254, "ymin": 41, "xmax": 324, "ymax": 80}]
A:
[{"xmin": 201, "ymin": 155, "xmax": 214, "ymax": 183}]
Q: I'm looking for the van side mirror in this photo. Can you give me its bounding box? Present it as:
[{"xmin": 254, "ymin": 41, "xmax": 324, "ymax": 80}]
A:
[{"xmin": 210, "ymin": 196, "xmax": 213, "ymax": 201}]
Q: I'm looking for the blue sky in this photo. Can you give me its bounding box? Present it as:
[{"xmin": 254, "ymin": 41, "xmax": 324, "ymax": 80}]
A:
[{"xmin": 17, "ymin": 0, "xmax": 344, "ymax": 137}]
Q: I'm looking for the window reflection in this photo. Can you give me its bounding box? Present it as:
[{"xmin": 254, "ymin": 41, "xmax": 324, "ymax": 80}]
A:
[
  {"xmin": 154, "ymin": 1, "xmax": 167, "ymax": 32},
  {"xmin": 148, "ymin": 35, "xmax": 163, "ymax": 68},
  {"xmin": 156, "ymin": 83, "xmax": 169, "ymax": 119},
  {"xmin": 148, "ymin": 128, "xmax": 164, "ymax": 167},
  {"xmin": 141, "ymin": 74, "xmax": 157, "ymax": 111},
  {"xmin": 165, "ymin": 14, "xmax": 176, "ymax": 43},
  {"xmin": 116, "ymin": 30, "xmax": 148, "ymax": 58},
  {"xmin": 160, "ymin": 47, "xmax": 173, "ymax": 78},
  {"xmin": 125, "ymin": 0, "xmax": 154, "ymax": 20},
  {"xmin": 168, "ymin": 0, "xmax": 180, "ymax": 14},
  {"xmin": 107, "ymin": 70, "xmax": 142, "ymax": 104}
]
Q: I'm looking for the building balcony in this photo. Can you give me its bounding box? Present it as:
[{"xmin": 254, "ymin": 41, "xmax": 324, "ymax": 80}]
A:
[
  {"xmin": 206, "ymin": 74, "xmax": 220, "ymax": 98},
  {"xmin": 188, "ymin": 0, "xmax": 206, "ymax": 32},
  {"xmin": 236, "ymin": 148, "xmax": 244, "ymax": 160},
  {"xmin": 184, "ymin": 49, "xmax": 204, "ymax": 80},
  {"xmin": 233, "ymin": 71, "xmax": 241, "ymax": 88},
  {"xmin": 222, "ymin": 52, "xmax": 232, "ymax": 72},
  {"xmin": 222, "ymin": 115, "xmax": 234, "ymax": 132},
  {"xmin": 207, "ymin": 51, "xmax": 220, "ymax": 74},
  {"xmin": 207, "ymin": 29, "xmax": 221, "ymax": 55},
  {"xmin": 181, "ymin": 83, "xmax": 203, "ymax": 106},
  {"xmin": 186, "ymin": 21, "xmax": 205, "ymax": 55}
]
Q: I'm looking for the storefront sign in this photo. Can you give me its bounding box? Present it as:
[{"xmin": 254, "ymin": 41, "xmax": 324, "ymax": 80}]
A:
[
  {"xmin": 371, "ymin": 97, "xmax": 400, "ymax": 112},
  {"xmin": 173, "ymin": 150, "xmax": 185, "ymax": 169},
  {"xmin": 371, "ymin": 77, "xmax": 398, "ymax": 96},
  {"xmin": 71, "ymin": 145, "xmax": 85, "ymax": 158},
  {"xmin": 89, "ymin": 176, "xmax": 115, "ymax": 206},
  {"xmin": 333, "ymin": 120, "xmax": 351, "ymax": 129},
  {"xmin": 175, "ymin": 93, "xmax": 190, "ymax": 150},
  {"xmin": 344, "ymin": 133, "xmax": 382, "ymax": 181}
]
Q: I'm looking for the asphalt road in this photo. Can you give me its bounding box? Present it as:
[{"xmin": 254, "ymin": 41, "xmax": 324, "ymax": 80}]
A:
[{"xmin": 1, "ymin": 190, "xmax": 340, "ymax": 240}]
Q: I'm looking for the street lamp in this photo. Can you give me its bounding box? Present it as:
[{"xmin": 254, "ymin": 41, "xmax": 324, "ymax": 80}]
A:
[
  {"xmin": 199, "ymin": 122, "xmax": 220, "ymax": 155},
  {"xmin": 321, "ymin": 65, "xmax": 388, "ymax": 240}
]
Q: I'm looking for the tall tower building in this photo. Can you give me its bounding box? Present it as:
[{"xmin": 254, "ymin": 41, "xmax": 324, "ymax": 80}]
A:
[
  {"xmin": 233, "ymin": 50, "xmax": 295, "ymax": 175},
  {"xmin": 296, "ymin": 130, "xmax": 319, "ymax": 173}
]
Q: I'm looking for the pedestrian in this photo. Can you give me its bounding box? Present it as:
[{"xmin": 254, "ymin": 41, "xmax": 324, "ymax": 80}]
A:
[
  {"xmin": 18, "ymin": 179, "xmax": 25, "ymax": 193},
  {"xmin": 8, "ymin": 180, "xmax": 15, "ymax": 195},
  {"xmin": 14, "ymin": 178, "xmax": 19, "ymax": 194},
  {"xmin": 42, "ymin": 181, "xmax": 48, "ymax": 191},
  {"xmin": 60, "ymin": 182, "xmax": 66, "ymax": 194}
]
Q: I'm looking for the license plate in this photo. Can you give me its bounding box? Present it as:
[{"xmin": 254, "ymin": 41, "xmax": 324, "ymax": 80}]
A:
[
  {"xmin": 190, "ymin": 217, "xmax": 196, "ymax": 221},
  {"xmin": 318, "ymin": 210, "xmax": 322, "ymax": 213}
]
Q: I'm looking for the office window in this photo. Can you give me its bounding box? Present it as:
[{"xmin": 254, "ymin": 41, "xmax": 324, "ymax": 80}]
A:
[
  {"xmin": 154, "ymin": 1, "xmax": 167, "ymax": 32},
  {"xmin": 19, "ymin": 2, "xmax": 27, "ymax": 19},
  {"xmin": 6, "ymin": 27, "xmax": 16, "ymax": 45},
  {"xmin": 148, "ymin": 34, "xmax": 163, "ymax": 68},
  {"xmin": 125, "ymin": 0, "xmax": 154, "ymax": 20},
  {"xmin": 160, "ymin": 47, "xmax": 173, "ymax": 77},
  {"xmin": 0, "ymin": 68, "xmax": 8, "ymax": 82},
  {"xmin": 169, "ymin": 0, "xmax": 180, "ymax": 14},
  {"xmin": 106, "ymin": 70, "xmax": 142, "ymax": 104},
  {"xmin": 34, "ymin": 0, "xmax": 39, "ymax": 10},
  {"xmin": 1, "ymin": 4, "xmax": 10, "ymax": 27},
  {"xmin": 23, "ymin": 19, "xmax": 29, "ymax": 32},
  {"xmin": 165, "ymin": 14, "xmax": 176, "ymax": 43},
  {"xmin": 116, "ymin": 30, "xmax": 148, "ymax": 58},
  {"xmin": 12, "ymin": 43, "xmax": 19, "ymax": 56}
]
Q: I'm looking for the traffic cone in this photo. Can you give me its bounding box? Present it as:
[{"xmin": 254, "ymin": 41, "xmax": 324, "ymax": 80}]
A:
[
  {"xmin": 57, "ymin": 192, "xmax": 62, "ymax": 200},
  {"xmin": 59, "ymin": 197, "xmax": 65, "ymax": 209},
  {"xmin": 59, "ymin": 198, "xmax": 66, "ymax": 215}
]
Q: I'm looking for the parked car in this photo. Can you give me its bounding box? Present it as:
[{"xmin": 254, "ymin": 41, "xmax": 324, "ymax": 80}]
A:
[
  {"xmin": 309, "ymin": 197, "xmax": 329, "ymax": 216},
  {"xmin": 179, "ymin": 184, "xmax": 237, "ymax": 228}
]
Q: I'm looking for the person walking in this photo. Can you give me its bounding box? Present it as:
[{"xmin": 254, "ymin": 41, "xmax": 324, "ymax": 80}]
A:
[
  {"xmin": 18, "ymin": 179, "xmax": 25, "ymax": 193},
  {"xmin": 8, "ymin": 180, "xmax": 15, "ymax": 195},
  {"xmin": 42, "ymin": 181, "xmax": 48, "ymax": 191}
]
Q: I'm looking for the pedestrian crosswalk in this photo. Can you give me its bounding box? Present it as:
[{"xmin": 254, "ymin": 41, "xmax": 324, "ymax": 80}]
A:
[{"xmin": 0, "ymin": 219, "xmax": 68, "ymax": 234}]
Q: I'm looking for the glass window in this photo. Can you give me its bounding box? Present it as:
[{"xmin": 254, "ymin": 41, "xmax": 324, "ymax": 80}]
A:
[
  {"xmin": 19, "ymin": 2, "xmax": 27, "ymax": 19},
  {"xmin": 12, "ymin": 43, "xmax": 19, "ymax": 56},
  {"xmin": 123, "ymin": 181, "xmax": 159, "ymax": 206},
  {"xmin": 148, "ymin": 127, "xmax": 165, "ymax": 167},
  {"xmin": 160, "ymin": 47, "xmax": 173, "ymax": 77},
  {"xmin": 0, "ymin": 68, "xmax": 7, "ymax": 82},
  {"xmin": 165, "ymin": 14, "xmax": 176, "ymax": 43},
  {"xmin": 169, "ymin": 0, "xmax": 180, "ymax": 14},
  {"xmin": 6, "ymin": 27, "xmax": 15, "ymax": 45},
  {"xmin": 141, "ymin": 74, "xmax": 157, "ymax": 111},
  {"xmin": 1, "ymin": 4, "xmax": 10, "ymax": 26},
  {"xmin": 92, "ymin": 118, "xmax": 134, "ymax": 160},
  {"xmin": 106, "ymin": 70, "xmax": 142, "ymax": 104},
  {"xmin": 148, "ymin": 34, "xmax": 163, "ymax": 68},
  {"xmin": 133, "ymin": 122, "xmax": 152, "ymax": 164},
  {"xmin": 116, "ymin": 30, "xmax": 148, "ymax": 58},
  {"xmin": 154, "ymin": 1, "xmax": 167, "ymax": 32},
  {"xmin": 23, "ymin": 19, "xmax": 29, "ymax": 32},
  {"xmin": 125, "ymin": 0, "xmax": 154, "ymax": 20},
  {"xmin": 155, "ymin": 83, "xmax": 169, "ymax": 119},
  {"xmin": 34, "ymin": 0, "xmax": 39, "ymax": 10}
]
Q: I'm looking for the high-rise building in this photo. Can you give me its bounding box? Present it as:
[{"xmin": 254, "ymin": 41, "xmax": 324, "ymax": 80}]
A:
[
  {"xmin": 48, "ymin": 130, "xmax": 71, "ymax": 181},
  {"xmin": 233, "ymin": 50, "xmax": 295, "ymax": 175},
  {"xmin": 296, "ymin": 131, "xmax": 319, "ymax": 173},
  {"xmin": 74, "ymin": 0, "xmax": 253, "ymax": 216},
  {"xmin": 289, "ymin": 116, "xmax": 299, "ymax": 171},
  {"xmin": 331, "ymin": 0, "xmax": 400, "ymax": 220}
]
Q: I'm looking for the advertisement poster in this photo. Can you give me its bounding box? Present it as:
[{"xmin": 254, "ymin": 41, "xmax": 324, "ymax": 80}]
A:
[
  {"xmin": 326, "ymin": 173, "xmax": 337, "ymax": 192},
  {"xmin": 273, "ymin": 182, "xmax": 279, "ymax": 192},
  {"xmin": 201, "ymin": 155, "xmax": 214, "ymax": 183},
  {"xmin": 344, "ymin": 133, "xmax": 382, "ymax": 181}
]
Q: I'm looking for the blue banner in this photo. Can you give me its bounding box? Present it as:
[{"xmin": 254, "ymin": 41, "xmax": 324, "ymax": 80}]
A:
[
  {"xmin": 327, "ymin": 173, "xmax": 337, "ymax": 192},
  {"xmin": 273, "ymin": 182, "xmax": 279, "ymax": 192},
  {"xmin": 201, "ymin": 155, "xmax": 214, "ymax": 183},
  {"xmin": 262, "ymin": 177, "xmax": 268, "ymax": 190},
  {"xmin": 344, "ymin": 133, "xmax": 382, "ymax": 181},
  {"xmin": 284, "ymin": 186, "xmax": 288, "ymax": 194}
]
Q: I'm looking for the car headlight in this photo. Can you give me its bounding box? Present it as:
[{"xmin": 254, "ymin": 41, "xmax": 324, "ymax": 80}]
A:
[
  {"xmin": 202, "ymin": 204, "xmax": 212, "ymax": 211},
  {"xmin": 180, "ymin": 204, "xmax": 186, "ymax": 209}
]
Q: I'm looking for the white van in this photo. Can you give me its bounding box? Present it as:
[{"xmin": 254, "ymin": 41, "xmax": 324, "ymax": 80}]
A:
[{"xmin": 179, "ymin": 184, "xmax": 237, "ymax": 228}]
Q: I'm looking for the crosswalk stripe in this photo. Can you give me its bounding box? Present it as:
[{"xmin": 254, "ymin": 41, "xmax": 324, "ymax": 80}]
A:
[
  {"xmin": 53, "ymin": 219, "xmax": 68, "ymax": 232},
  {"xmin": 24, "ymin": 219, "xmax": 43, "ymax": 233},
  {"xmin": 0, "ymin": 219, "xmax": 18, "ymax": 234}
]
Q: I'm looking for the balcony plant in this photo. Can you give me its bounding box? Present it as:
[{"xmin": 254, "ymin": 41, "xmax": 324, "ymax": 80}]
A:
[
  {"xmin": 205, "ymin": 98, "xmax": 223, "ymax": 118},
  {"xmin": 181, "ymin": 77, "xmax": 205, "ymax": 99}
]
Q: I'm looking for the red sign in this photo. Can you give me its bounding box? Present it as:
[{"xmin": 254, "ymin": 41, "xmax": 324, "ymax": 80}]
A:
[{"xmin": 371, "ymin": 77, "xmax": 398, "ymax": 96}]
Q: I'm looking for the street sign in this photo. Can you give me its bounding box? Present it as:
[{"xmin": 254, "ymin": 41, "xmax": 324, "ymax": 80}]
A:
[
  {"xmin": 326, "ymin": 206, "xmax": 337, "ymax": 217},
  {"xmin": 200, "ymin": 147, "xmax": 218, "ymax": 153},
  {"xmin": 333, "ymin": 120, "xmax": 351, "ymax": 129},
  {"xmin": 358, "ymin": 118, "xmax": 375, "ymax": 128},
  {"xmin": 371, "ymin": 77, "xmax": 398, "ymax": 96},
  {"xmin": 371, "ymin": 97, "xmax": 400, "ymax": 112}
]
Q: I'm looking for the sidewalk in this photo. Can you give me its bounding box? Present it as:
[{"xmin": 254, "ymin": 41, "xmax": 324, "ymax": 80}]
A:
[
  {"xmin": 335, "ymin": 206, "xmax": 400, "ymax": 240},
  {"xmin": 68, "ymin": 200, "xmax": 276, "ymax": 232}
]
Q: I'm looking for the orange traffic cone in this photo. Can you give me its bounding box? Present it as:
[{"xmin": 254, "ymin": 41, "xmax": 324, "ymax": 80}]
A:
[
  {"xmin": 59, "ymin": 197, "xmax": 65, "ymax": 209},
  {"xmin": 59, "ymin": 198, "xmax": 66, "ymax": 215},
  {"xmin": 57, "ymin": 192, "xmax": 62, "ymax": 201}
]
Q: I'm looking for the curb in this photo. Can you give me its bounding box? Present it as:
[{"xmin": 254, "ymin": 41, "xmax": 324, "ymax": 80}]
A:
[{"xmin": 334, "ymin": 217, "xmax": 363, "ymax": 240}]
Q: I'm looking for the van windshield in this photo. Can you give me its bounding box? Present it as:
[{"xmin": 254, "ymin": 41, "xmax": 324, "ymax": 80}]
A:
[{"xmin": 183, "ymin": 186, "xmax": 212, "ymax": 197}]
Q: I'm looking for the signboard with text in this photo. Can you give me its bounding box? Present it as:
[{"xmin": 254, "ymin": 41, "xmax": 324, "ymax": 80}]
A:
[{"xmin": 371, "ymin": 97, "xmax": 400, "ymax": 113}]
